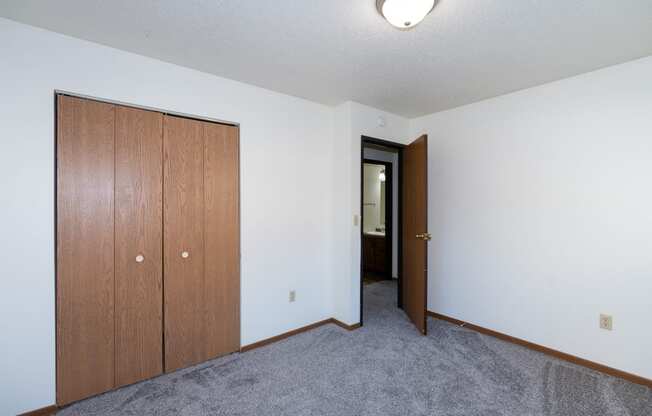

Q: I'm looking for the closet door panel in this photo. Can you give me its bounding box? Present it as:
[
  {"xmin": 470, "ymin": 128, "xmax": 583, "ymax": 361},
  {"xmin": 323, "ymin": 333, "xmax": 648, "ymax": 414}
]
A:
[
  {"xmin": 115, "ymin": 106, "xmax": 163, "ymax": 386},
  {"xmin": 163, "ymin": 115, "xmax": 206, "ymax": 372},
  {"xmin": 56, "ymin": 95, "xmax": 115, "ymax": 405},
  {"xmin": 204, "ymin": 123, "xmax": 240, "ymax": 357}
]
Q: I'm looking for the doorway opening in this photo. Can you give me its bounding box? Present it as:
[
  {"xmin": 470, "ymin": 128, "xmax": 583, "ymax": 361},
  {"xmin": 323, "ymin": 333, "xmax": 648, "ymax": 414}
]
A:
[
  {"xmin": 360, "ymin": 136, "xmax": 405, "ymax": 326},
  {"xmin": 362, "ymin": 158, "xmax": 393, "ymax": 283}
]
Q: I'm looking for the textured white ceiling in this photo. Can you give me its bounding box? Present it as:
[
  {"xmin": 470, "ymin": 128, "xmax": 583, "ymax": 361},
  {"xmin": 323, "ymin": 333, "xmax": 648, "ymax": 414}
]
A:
[{"xmin": 2, "ymin": 1, "xmax": 652, "ymax": 117}]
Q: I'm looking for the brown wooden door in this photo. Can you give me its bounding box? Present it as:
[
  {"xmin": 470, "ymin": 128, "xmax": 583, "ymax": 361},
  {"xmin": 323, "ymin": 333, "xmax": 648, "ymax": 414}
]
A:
[
  {"xmin": 204, "ymin": 123, "xmax": 240, "ymax": 358},
  {"xmin": 114, "ymin": 106, "xmax": 164, "ymax": 386},
  {"xmin": 163, "ymin": 116, "xmax": 240, "ymax": 371},
  {"xmin": 402, "ymin": 135, "xmax": 429, "ymax": 335},
  {"xmin": 163, "ymin": 115, "xmax": 206, "ymax": 372},
  {"xmin": 57, "ymin": 97, "xmax": 239, "ymax": 400},
  {"xmin": 57, "ymin": 95, "xmax": 116, "ymax": 405}
]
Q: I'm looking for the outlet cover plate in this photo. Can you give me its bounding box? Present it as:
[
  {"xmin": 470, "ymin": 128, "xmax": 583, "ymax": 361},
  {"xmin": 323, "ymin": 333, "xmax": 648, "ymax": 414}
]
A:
[{"xmin": 600, "ymin": 314, "xmax": 613, "ymax": 331}]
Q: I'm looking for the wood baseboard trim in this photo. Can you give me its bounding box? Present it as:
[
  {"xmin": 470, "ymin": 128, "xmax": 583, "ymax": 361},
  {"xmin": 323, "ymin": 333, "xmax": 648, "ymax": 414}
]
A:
[
  {"xmin": 17, "ymin": 404, "xmax": 58, "ymax": 416},
  {"xmin": 240, "ymin": 319, "xmax": 332, "ymax": 352},
  {"xmin": 427, "ymin": 311, "xmax": 652, "ymax": 388},
  {"xmin": 330, "ymin": 319, "xmax": 362, "ymax": 331},
  {"xmin": 240, "ymin": 318, "xmax": 361, "ymax": 352}
]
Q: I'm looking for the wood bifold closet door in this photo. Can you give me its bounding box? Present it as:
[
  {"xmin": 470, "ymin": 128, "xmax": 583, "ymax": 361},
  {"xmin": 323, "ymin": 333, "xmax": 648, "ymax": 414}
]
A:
[
  {"xmin": 57, "ymin": 96, "xmax": 163, "ymax": 405},
  {"xmin": 57, "ymin": 95, "xmax": 240, "ymax": 405},
  {"xmin": 163, "ymin": 115, "xmax": 240, "ymax": 372},
  {"xmin": 57, "ymin": 95, "xmax": 116, "ymax": 405},
  {"xmin": 114, "ymin": 106, "xmax": 164, "ymax": 387}
]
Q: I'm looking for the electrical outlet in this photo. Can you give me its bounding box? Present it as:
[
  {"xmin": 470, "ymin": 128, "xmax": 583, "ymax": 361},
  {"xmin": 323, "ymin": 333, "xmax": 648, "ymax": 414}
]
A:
[
  {"xmin": 599, "ymin": 314, "xmax": 613, "ymax": 331},
  {"xmin": 289, "ymin": 290, "xmax": 296, "ymax": 303},
  {"xmin": 353, "ymin": 214, "xmax": 360, "ymax": 226}
]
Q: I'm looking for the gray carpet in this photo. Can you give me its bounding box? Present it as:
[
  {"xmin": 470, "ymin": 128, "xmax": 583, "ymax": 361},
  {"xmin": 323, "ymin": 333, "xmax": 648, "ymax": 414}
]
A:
[{"xmin": 58, "ymin": 281, "xmax": 651, "ymax": 415}]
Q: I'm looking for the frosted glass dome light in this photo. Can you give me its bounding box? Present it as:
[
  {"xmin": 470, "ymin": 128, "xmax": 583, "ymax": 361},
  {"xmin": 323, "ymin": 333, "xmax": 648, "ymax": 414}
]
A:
[{"xmin": 377, "ymin": 0, "xmax": 436, "ymax": 30}]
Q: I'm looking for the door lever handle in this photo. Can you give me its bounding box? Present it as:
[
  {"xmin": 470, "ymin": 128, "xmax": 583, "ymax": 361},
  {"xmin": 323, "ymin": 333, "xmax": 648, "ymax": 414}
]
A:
[{"xmin": 416, "ymin": 233, "xmax": 432, "ymax": 241}]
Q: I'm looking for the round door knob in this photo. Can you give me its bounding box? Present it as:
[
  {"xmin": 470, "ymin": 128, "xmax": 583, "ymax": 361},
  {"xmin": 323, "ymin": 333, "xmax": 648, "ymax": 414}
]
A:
[
  {"xmin": 135, "ymin": 254, "xmax": 145, "ymax": 263},
  {"xmin": 181, "ymin": 251, "xmax": 189, "ymax": 259}
]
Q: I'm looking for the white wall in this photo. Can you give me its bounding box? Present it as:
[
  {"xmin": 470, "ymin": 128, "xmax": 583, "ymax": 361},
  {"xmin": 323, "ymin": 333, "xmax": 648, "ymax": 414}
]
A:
[
  {"xmin": 411, "ymin": 56, "xmax": 652, "ymax": 380},
  {"xmin": 0, "ymin": 18, "xmax": 335, "ymax": 414},
  {"xmin": 331, "ymin": 102, "xmax": 410, "ymax": 325},
  {"xmin": 363, "ymin": 148, "xmax": 400, "ymax": 278}
]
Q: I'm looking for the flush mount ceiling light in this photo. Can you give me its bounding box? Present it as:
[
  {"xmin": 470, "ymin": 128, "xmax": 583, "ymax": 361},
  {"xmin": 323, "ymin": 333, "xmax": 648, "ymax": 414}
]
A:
[{"xmin": 376, "ymin": 0, "xmax": 437, "ymax": 30}]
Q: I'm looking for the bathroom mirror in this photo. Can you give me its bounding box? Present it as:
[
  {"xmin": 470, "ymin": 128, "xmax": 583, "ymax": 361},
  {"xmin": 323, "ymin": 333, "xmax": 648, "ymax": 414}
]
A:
[{"xmin": 363, "ymin": 162, "xmax": 386, "ymax": 234}]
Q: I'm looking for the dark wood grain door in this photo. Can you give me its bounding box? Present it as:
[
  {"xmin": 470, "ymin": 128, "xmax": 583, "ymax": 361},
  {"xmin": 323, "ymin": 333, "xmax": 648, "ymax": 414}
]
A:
[
  {"xmin": 114, "ymin": 106, "xmax": 163, "ymax": 386},
  {"xmin": 56, "ymin": 95, "xmax": 116, "ymax": 405},
  {"xmin": 203, "ymin": 123, "xmax": 240, "ymax": 359},
  {"xmin": 163, "ymin": 115, "xmax": 206, "ymax": 372},
  {"xmin": 402, "ymin": 135, "xmax": 429, "ymax": 335}
]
